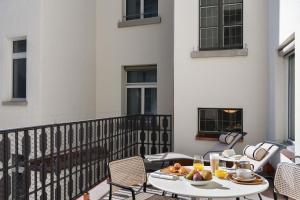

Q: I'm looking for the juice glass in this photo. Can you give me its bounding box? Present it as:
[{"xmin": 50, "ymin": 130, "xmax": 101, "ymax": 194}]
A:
[
  {"xmin": 215, "ymin": 161, "xmax": 228, "ymax": 179},
  {"xmin": 193, "ymin": 155, "xmax": 204, "ymax": 171},
  {"xmin": 210, "ymin": 153, "xmax": 219, "ymax": 175}
]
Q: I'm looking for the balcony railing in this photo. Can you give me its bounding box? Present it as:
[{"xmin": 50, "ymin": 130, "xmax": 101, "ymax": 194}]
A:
[{"xmin": 0, "ymin": 114, "xmax": 173, "ymax": 200}]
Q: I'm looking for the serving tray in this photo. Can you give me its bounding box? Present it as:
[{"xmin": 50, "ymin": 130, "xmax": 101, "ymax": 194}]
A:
[{"xmin": 228, "ymin": 173, "xmax": 264, "ymax": 185}]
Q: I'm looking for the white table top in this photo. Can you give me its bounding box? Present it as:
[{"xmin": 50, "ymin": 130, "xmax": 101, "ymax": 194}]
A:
[{"xmin": 148, "ymin": 166, "xmax": 269, "ymax": 199}]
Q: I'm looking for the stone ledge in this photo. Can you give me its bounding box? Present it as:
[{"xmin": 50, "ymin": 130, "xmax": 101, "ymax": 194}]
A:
[
  {"xmin": 2, "ymin": 99, "xmax": 28, "ymax": 106},
  {"xmin": 191, "ymin": 48, "xmax": 248, "ymax": 58},
  {"xmin": 118, "ymin": 16, "xmax": 161, "ymax": 28}
]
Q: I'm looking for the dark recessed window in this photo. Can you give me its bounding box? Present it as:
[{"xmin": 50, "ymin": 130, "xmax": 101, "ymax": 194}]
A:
[
  {"xmin": 126, "ymin": 0, "xmax": 158, "ymax": 20},
  {"xmin": 198, "ymin": 108, "xmax": 243, "ymax": 137},
  {"xmin": 126, "ymin": 67, "xmax": 157, "ymax": 115},
  {"xmin": 12, "ymin": 39, "xmax": 27, "ymax": 99},
  {"xmin": 199, "ymin": 0, "xmax": 243, "ymax": 50}
]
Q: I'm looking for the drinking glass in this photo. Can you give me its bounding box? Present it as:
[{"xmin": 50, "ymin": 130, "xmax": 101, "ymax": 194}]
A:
[
  {"xmin": 215, "ymin": 161, "xmax": 228, "ymax": 179},
  {"xmin": 210, "ymin": 153, "xmax": 220, "ymax": 175},
  {"xmin": 193, "ymin": 155, "xmax": 204, "ymax": 171}
]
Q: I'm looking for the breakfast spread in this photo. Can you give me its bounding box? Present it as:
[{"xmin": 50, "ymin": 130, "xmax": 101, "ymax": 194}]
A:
[
  {"xmin": 160, "ymin": 163, "xmax": 190, "ymax": 176},
  {"xmin": 154, "ymin": 157, "xmax": 263, "ymax": 186}
]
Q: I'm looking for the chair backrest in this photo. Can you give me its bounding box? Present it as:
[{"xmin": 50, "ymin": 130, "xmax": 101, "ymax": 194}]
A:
[
  {"xmin": 109, "ymin": 156, "xmax": 147, "ymax": 187},
  {"xmin": 274, "ymin": 162, "xmax": 300, "ymax": 199},
  {"xmin": 203, "ymin": 132, "xmax": 246, "ymax": 160},
  {"xmin": 241, "ymin": 142, "xmax": 280, "ymax": 172},
  {"xmin": 227, "ymin": 132, "xmax": 247, "ymax": 149}
]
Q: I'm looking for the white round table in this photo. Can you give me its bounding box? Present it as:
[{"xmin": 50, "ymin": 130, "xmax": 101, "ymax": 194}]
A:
[{"xmin": 148, "ymin": 167, "xmax": 269, "ymax": 200}]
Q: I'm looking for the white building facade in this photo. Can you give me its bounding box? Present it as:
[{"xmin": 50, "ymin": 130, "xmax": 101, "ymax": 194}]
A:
[{"xmin": 0, "ymin": 0, "xmax": 299, "ymax": 156}]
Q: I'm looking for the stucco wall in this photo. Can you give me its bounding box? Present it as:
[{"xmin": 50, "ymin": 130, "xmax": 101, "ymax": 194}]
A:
[
  {"xmin": 96, "ymin": 0, "xmax": 174, "ymax": 118},
  {"xmin": 0, "ymin": 0, "xmax": 42, "ymax": 129},
  {"xmin": 40, "ymin": 0, "xmax": 96, "ymax": 124},
  {"xmin": 174, "ymin": 0, "xmax": 269, "ymax": 156}
]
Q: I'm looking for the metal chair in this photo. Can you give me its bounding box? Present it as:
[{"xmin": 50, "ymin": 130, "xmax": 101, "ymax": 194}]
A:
[
  {"xmin": 273, "ymin": 162, "xmax": 300, "ymax": 200},
  {"xmin": 108, "ymin": 156, "xmax": 175, "ymax": 200}
]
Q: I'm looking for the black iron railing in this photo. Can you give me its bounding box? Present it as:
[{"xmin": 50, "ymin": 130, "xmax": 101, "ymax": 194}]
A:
[{"xmin": 0, "ymin": 114, "xmax": 172, "ymax": 200}]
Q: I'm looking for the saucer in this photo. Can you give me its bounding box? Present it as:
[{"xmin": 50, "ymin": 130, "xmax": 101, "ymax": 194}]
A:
[{"xmin": 232, "ymin": 174, "xmax": 256, "ymax": 182}]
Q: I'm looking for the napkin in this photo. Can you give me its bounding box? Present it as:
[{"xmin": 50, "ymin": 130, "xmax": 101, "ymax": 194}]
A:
[{"xmin": 150, "ymin": 173, "xmax": 179, "ymax": 180}]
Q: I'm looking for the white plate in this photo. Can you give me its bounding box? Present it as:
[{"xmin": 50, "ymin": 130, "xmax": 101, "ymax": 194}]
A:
[{"xmin": 183, "ymin": 177, "xmax": 212, "ymax": 186}]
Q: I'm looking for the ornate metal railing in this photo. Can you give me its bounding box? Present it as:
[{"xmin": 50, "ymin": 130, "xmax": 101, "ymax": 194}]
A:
[{"xmin": 0, "ymin": 114, "xmax": 172, "ymax": 200}]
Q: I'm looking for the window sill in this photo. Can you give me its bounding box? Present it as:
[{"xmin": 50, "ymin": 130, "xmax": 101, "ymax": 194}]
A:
[
  {"xmin": 191, "ymin": 48, "xmax": 248, "ymax": 58},
  {"xmin": 196, "ymin": 135, "xmax": 219, "ymax": 141},
  {"xmin": 118, "ymin": 16, "xmax": 161, "ymax": 28},
  {"xmin": 195, "ymin": 134, "xmax": 244, "ymax": 142},
  {"xmin": 2, "ymin": 99, "xmax": 28, "ymax": 106}
]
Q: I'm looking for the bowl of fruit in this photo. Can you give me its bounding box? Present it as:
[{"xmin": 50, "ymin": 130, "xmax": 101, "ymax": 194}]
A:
[{"xmin": 184, "ymin": 170, "xmax": 213, "ymax": 186}]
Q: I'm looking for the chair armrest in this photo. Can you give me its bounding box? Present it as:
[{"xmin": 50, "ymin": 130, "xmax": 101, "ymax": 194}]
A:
[
  {"xmin": 107, "ymin": 181, "xmax": 135, "ymax": 199},
  {"xmin": 294, "ymin": 156, "xmax": 300, "ymax": 164}
]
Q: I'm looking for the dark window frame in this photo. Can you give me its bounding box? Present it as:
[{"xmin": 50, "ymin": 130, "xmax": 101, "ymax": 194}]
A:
[
  {"xmin": 12, "ymin": 39, "xmax": 27, "ymax": 99},
  {"xmin": 199, "ymin": 0, "xmax": 243, "ymax": 51},
  {"xmin": 197, "ymin": 107, "xmax": 243, "ymax": 138}
]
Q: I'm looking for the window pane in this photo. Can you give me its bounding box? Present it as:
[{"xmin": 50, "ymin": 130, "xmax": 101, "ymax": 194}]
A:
[
  {"xmin": 200, "ymin": 0, "xmax": 218, "ymax": 6},
  {"xmin": 144, "ymin": 0, "xmax": 158, "ymax": 18},
  {"xmin": 223, "ymin": 26, "xmax": 242, "ymax": 48},
  {"xmin": 223, "ymin": 1, "xmax": 243, "ymax": 49},
  {"xmin": 127, "ymin": 88, "xmax": 141, "ymax": 115},
  {"xmin": 200, "ymin": 28, "xmax": 218, "ymax": 49},
  {"xmin": 223, "ymin": 4, "xmax": 242, "ymax": 26},
  {"xmin": 127, "ymin": 70, "xmax": 157, "ymax": 83},
  {"xmin": 126, "ymin": 0, "xmax": 140, "ymax": 20},
  {"xmin": 199, "ymin": 3, "xmax": 218, "ymax": 49},
  {"xmin": 145, "ymin": 88, "xmax": 157, "ymax": 114},
  {"xmin": 13, "ymin": 40, "xmax": 26, "ymax": 53},
  {"xmin": 288, "ymin": 54, "xmax": 295, "ymax": 141},
  {"xmin": 13, "ymin": 58, "xmax": 26, "ymax": 98},
  {"xmin": 198, "ymin": 108, "xmax": 243, "ymax": 134},
  {"xmin": 223, "ymin": 0, "xmax": 243, "ymax": 4}
]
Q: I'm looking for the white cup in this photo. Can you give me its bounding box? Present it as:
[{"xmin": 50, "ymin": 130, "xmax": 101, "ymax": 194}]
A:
[{"xmin": 236, "ymin": 169, "xmax": 253, "ymax": 179}]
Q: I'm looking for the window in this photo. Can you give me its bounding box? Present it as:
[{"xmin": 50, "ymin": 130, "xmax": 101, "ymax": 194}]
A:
[
  {"xmin": 126, "ymin": 0, "xmax": 158, "ymax": 20},
  {"xmin": 198, "ymin": 108, "xmax": 243, "ymax": 137},
  {"xmin": 288, "ymin": 54, "xmax": 295, "ymax": 141},
  {"xmin": 125, "ymin": 67, "xmax": 157, "ymax": 115},
  {"xmin": 199, "ymin": 0, "xmax": 243, "ymax": 50},
  {"xmin": 12, "ymin": 39, "xmax": 27, "ymax": 99}
]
